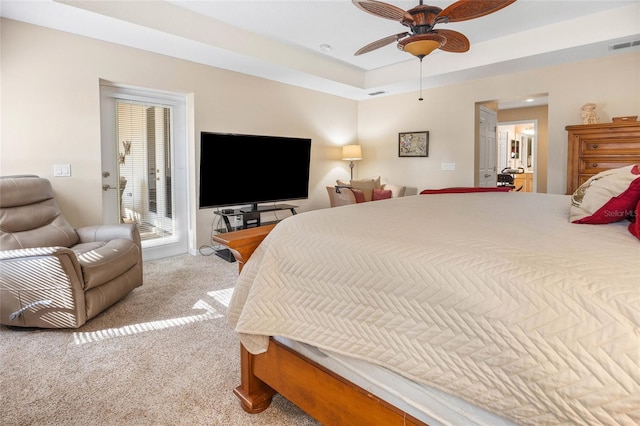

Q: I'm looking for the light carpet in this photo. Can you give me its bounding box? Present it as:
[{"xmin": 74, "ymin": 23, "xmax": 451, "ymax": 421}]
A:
[{"xmin": 0, "ymin": 253, "xmax": 321, "ymax": 426}]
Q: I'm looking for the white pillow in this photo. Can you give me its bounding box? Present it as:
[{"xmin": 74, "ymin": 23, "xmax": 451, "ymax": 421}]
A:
[
  {"xmin": 570, "ymin": 164, "xmax": 640, "ymax": 224},
  {"xmin": 381, "ymin": 183, "xmax": 406, "ymax": 198}
]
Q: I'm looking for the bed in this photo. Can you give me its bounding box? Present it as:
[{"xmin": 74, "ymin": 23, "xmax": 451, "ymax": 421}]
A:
[{"xmin": 227, "ymin": 191, "xmax": 639, "ymax": 425}]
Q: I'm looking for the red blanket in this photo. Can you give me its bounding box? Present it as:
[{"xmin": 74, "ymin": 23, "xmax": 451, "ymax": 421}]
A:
[{"xmin": 420, "ymin": 187, "xmax": 511, "ymax": 195}]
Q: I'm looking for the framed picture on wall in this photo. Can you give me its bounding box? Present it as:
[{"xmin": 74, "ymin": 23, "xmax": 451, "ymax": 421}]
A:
[{"xmin": 398, "ymin": 131, "xmax": 429, "ymax": 157}]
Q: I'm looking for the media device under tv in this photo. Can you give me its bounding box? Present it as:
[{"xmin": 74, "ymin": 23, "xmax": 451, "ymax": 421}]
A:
[{"xmin": 199, "ymin": 132, "xmax": 312, "ymax": 211}]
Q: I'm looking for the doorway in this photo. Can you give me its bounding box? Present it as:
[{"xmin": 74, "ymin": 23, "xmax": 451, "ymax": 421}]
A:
[
  {"xmin": 476, "ymin": 96, "xmax": 548, "ymax": 193},
  {"xmin": 497, "ymin": 120, "xmax": 537, "ymax": 192},
  {"xmin": 100, "ymin": 83, "xmax": 189, "ymax": 261}
]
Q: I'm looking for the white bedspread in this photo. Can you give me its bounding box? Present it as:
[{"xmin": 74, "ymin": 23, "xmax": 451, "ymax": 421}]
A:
[{"xmin": 227, "ymin": 192, "xmax": 640, "ymax": 425}]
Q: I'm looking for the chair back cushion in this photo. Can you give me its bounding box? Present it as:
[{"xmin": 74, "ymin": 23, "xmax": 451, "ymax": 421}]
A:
[{"xmin": 0, "ymin": 176, "xmax": 79, "ymax": 249}]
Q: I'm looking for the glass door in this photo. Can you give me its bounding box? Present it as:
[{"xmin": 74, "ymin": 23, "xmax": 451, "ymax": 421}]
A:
[
  {"xmin": 116, "ymin": 101, "xmax": 174, "ymax": 242},
  {"xmin": 100, "ymin": 83, "xmax": 188, "ymax": 261}
]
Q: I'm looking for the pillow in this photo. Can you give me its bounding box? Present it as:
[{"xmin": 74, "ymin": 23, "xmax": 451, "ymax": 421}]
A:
[
  {"xmin": 337, "ymin": 176, "xmax": 381, "ymax": 189},
  {"xmin": 360, "ymin": 176, "xmax": 382, "ymax": 189},
  {"xmin": 570, "ymin": 164, "xmax": 640, "ymax": 224},
  {"xmin": 628, "ymin": 198, "xmax": 640, "ymax": 240},
  {"xmin": 348, "ymin": 178, "xmax": 378, "ymax": 202},
  {"xmin": 381, "ymin": 183, "xmax": 406, "ymax": 197},
  {"xmin": 372, "ymin": 188, "xmax": 392, "ymax": 201},
  {"xmin": 350, "ymin": 188, "xmax": 366, "ymax": 203}
]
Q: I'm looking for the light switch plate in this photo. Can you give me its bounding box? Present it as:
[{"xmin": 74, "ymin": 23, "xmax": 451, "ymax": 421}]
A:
[
  {"xmin": 53, "ymin": 164, "xmax": 71, "ymax": 177},
  {"xmin": 441, "ymin": 162, "xmax": 456, "ymax": 171}
]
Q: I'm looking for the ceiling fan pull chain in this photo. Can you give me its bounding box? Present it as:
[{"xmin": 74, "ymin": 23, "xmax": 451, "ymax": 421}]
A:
[{"xmin": 418, "ymin": 58, "xmax": 424, "ymax": 101}]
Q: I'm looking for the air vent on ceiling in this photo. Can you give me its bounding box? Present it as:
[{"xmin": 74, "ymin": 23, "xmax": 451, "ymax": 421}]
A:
[
  {"xmin": 609, "ymin": 40, "xmax": 640, "ymax": 51},
  {"xmin": 368, "ymin": 91, "xmax": 386, "ymax": 96}
]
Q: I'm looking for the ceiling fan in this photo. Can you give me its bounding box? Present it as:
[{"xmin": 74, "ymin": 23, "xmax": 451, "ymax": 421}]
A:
[{"xmin": 353, "ymin": 0, "xmax": 517, "ymax": 59}]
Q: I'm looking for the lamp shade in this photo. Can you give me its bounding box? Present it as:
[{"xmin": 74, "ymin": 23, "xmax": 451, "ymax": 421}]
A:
[
  {"xmin": 342, "ymin": 144, "xmax": 362, "ymax": 161},
  {"xmin": 399, "ymin": 34, "xmax": 446, "ymax": 58}
]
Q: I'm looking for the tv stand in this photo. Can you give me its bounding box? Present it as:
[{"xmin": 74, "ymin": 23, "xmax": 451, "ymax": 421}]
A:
[
  {"xmin": 237, "ymin": 203, "xmax": 296, "ymax": 214},
  {"xmin": 215, "ymin": 204, "xmax": 296, "ymax": 231},
  {"xmin": 213, "ymin": 205, "xmax": 297, "ymax": 261}
]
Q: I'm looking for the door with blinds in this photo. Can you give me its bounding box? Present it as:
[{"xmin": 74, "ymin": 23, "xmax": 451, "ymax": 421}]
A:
[{"xmin": 100, "ymin": 84, "xmax": 188, "ymax": 261}]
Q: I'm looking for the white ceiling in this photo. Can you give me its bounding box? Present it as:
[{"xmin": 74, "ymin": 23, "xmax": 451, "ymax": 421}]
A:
[{"xmin": 2, "ymin": 0, "xmax": 639, "ymax": 103}]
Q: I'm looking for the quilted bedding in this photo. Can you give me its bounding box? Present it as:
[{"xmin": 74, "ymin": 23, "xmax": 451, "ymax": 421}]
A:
[{"xmin": 227, "ymin": 192, "xmax": 639, "ymax": 425}]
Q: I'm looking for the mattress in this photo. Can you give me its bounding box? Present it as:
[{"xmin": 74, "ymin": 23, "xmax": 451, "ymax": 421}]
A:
[{"xmin": 228, "ymin": 192, "xmax": 640, "ymax": 425}]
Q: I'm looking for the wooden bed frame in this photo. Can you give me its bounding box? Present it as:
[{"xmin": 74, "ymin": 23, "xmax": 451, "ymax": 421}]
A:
[
  {"xmin": 235, "ymin": 337, "xmax": 427, "ymax": 425},
  {"xmin": 212, "ymin": 225, "xmax": 428, "ymax": 425}
]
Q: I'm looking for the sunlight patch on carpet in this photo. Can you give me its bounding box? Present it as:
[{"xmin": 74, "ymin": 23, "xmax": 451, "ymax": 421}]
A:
[
  {"xmin": 73, "ymin": 305, "xmax": 224, "ymax": 345},
  {"xmin": 208, "ymin": 287, "xmax": 233, "ymax": 307}
]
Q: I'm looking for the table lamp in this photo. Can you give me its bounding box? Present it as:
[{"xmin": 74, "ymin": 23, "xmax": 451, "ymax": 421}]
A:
[{"xmin": 342, "ymin": 144, "xmax": 362, "ymax": 179}]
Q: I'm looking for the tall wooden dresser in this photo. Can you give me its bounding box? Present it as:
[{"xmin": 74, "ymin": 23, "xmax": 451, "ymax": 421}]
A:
[{"xmin": 566, "ymin": 121, "xmax": 640, "ymax": 194}]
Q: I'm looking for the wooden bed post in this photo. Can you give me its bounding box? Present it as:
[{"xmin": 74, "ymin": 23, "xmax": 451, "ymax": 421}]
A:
[
  {"xmin": 211, "ymin": 224, "xmax": 276, "ymax": 273},
  {"xmin": 215, "ymin": 225, "xmax": 278, "ymax": 412},
  {"xmin": 233, "ymin": 344, "xmax": 277, "ymax": 413}
]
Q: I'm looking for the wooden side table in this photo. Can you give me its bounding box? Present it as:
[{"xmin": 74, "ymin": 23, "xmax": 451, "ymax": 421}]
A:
[{"xmin": 211, "ymin": 224, "xmax": 276, "ymax": 272}]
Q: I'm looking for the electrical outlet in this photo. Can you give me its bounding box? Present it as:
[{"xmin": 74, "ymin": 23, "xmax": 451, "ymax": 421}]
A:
[
  {"xmin": 441, "ymin": 162, "xmax": 456, "ymax": 171},
  {"xmin": 53, "ymin": 164, "xmax": 71, "ymax": 177}
]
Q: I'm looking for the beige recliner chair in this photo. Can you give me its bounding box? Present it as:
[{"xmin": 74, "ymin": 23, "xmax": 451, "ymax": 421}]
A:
[{"xmin": 0, "ymin": 175, "xmax": 143, "ymax": 328}]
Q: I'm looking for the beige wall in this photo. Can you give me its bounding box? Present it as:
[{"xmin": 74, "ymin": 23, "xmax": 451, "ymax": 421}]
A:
[
  {"xmin": 357, "ymin": 51, "xmax": 639, "ymax": 195},
  {"xmin": 1, "ymin": 19, "xmax": 357, "ymax": 252},
  {"xmin": 2, "ymin": 18, "xmax": 639, "ymax": 254}
]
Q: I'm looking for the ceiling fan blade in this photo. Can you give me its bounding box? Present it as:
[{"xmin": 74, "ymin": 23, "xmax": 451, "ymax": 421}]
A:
[
  {"xmin": 437, "ymin": 0, "xmax": 516, "ymax": 23},
  {"xmin": 352, "ymin": 0, "xmax": 415, "ymax": 25},
  {"xmin": 433, "ymin": 29, "xmax": 469, "ymax": 52},
  {"xmin": 355, "ymin": 32, "xmax": 410, "ymax": 55}
]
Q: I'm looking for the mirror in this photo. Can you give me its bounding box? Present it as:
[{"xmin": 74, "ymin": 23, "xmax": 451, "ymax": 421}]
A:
[
  {"xmin": 499, "ymin": 122, "xmax": 536, "ymax": 172},
  {"xmin": 511, "ymin": 139, "xmax": 519, "ymax": 160}
]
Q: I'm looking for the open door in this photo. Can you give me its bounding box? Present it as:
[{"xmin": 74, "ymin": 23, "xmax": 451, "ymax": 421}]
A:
[{"xmin": 478, "ymin": 106, "xmax": 497, "ymax": 187}]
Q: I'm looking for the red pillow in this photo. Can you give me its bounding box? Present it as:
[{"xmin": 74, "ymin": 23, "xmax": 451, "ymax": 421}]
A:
[
  {"xmin": 570, "ymin": 165, "xmax": 640, "ymax": 224},
  {"xmin": 629, "ymin": 199, "xmax": 640, "ymax": 240},
  {"xmin": 350, "ymin": 188, "xmax": 366, "ymax": 203},
  {"xmin": 372, "ymin": 188, "xmax": 392, "ymax": 201}
]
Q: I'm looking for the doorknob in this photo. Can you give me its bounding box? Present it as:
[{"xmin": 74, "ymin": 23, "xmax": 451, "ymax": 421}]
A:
[
  {"xmin": 102, "ymin": 171, "xmax": 111, "ymax": 178},
  {"xmin": 484, "ymin": 174, "xmax": 491, "ymax": 178},
  {"xmin": 103, "ymin": 184, "xmax": 117, "ymax": 191}
]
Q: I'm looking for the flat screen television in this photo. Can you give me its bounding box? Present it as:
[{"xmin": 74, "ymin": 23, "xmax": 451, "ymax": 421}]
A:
[{"xmin": 199, "ymin": 132, "xmax": 312, "ymax": 211}]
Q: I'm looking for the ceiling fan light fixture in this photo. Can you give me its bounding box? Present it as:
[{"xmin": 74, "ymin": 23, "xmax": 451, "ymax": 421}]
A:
[
  {"xmin": 398, "ymin": 33, "xmax": 446, "ymax": 58},
  {"xmin": 402, "ymin": 39, "xmax": 441, "ymax": 58}
]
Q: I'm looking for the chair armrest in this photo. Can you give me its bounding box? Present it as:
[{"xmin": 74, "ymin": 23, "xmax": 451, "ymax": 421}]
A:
[
  {"xmin": 333, "ymin": 186, "xmax": 359, "ymax": 206},
  {"xmin": 0, "ymin": 246, "xmax": 76, "ymax": 262},
  {"xmin": 0, "ymin": 247, "xmax": 87, "ymax": 327},
  {"xmin": 76, "ymin": 224, "xmax": 141, "ymax": 247},
  {"xmin": 0, "ymin": 246, "xmax": 83, "ymax": 281}
]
